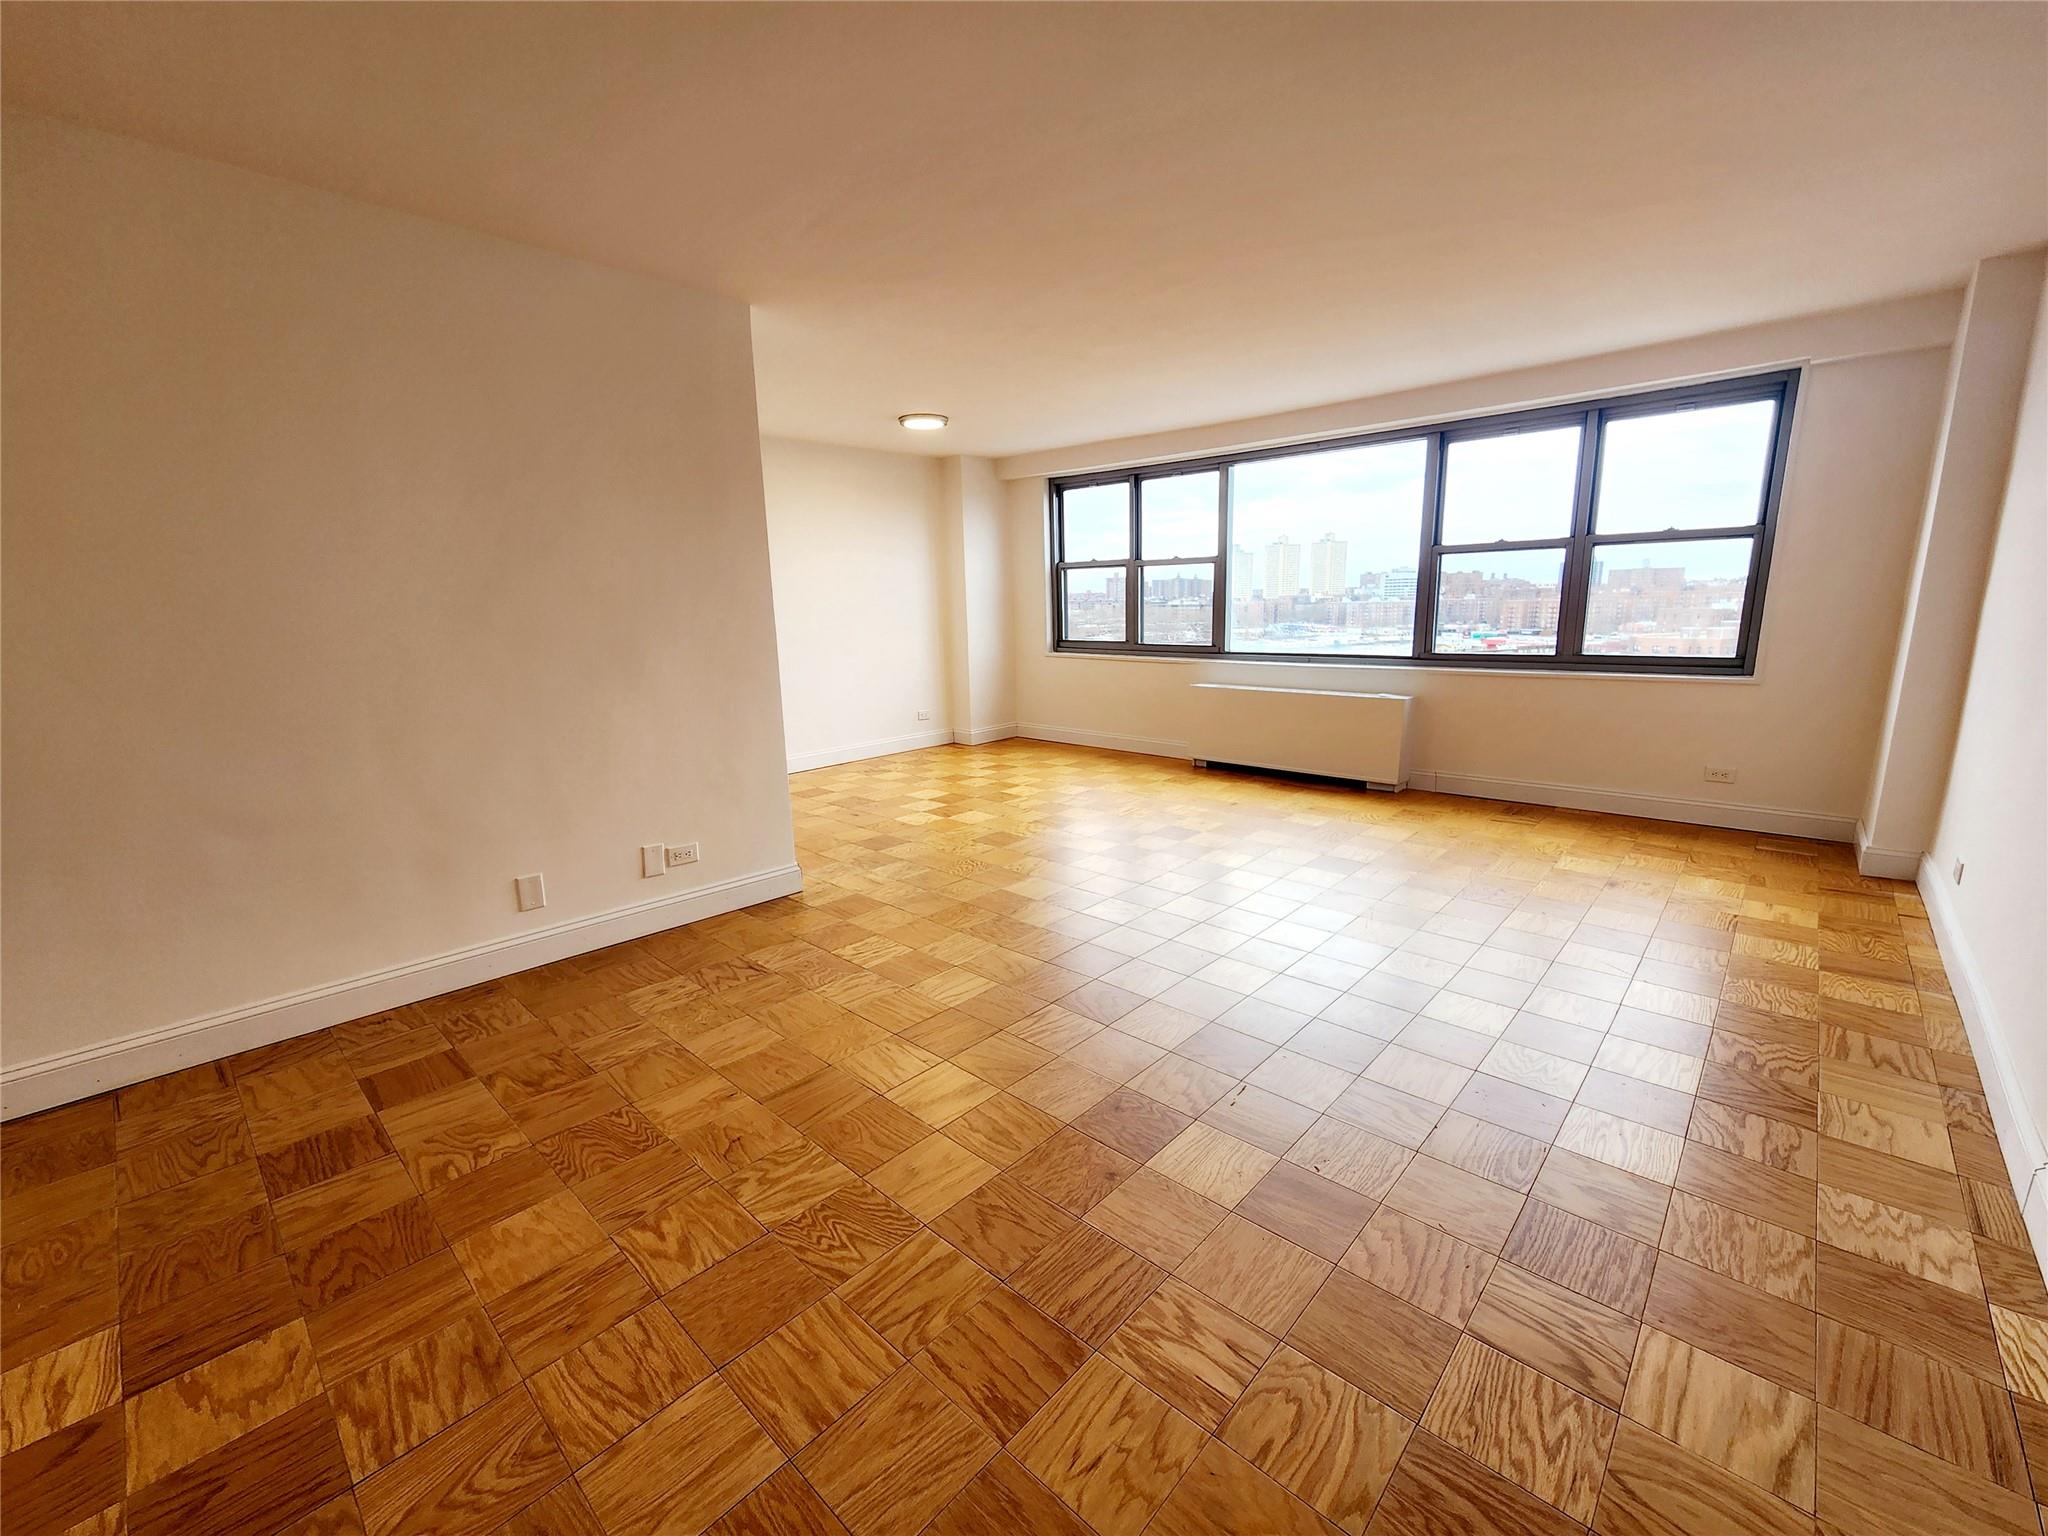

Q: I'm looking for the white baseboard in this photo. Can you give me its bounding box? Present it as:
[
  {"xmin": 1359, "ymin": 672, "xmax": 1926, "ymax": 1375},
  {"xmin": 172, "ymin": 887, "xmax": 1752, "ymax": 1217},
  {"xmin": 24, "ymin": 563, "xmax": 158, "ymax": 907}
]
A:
[
  {"xmin": 955, "ymin": 723, "xmax": 1019, "ymax": 746},
  {"xmin": 787, "ymin": 729, "xmax": 954, "ymax": 773},
  {"xmin": 0, "ymin": 863, "xmax": 804, "ymax": 1121},
  {"xmin": 1017, "ymin": 723, "xmax": 1190, "ymax": 759},
  {"xmin": 1414, "ymin": 769, "xmax": 1858, "ymax": 842},
  {"xmin": 1918, "ymin": 855, "xmax": 2048, "ymax": 1267},
  {"xmin": 1855, "ymin": 821, "xmax": 1922, "ymax": 879}
]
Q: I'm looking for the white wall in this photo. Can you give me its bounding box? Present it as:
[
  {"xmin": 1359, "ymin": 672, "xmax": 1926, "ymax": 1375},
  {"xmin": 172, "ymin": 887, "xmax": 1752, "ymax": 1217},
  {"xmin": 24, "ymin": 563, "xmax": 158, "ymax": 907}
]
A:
[
  {"xmin": 1925, "ymin": 270, "xmax": 2048, "ymax": 1253},
  {"xmin": 759, "ymin": 436, "xmax": 952, "ymax": 770},
  {"xmin": 2, "ymin": 116, "xmax": 797, "ymax": 1111},
  {"xmin": 942, "ymin": 455, "xmax": 1017, "ymax": 741},
  {"xmin": 1863, "ymin": 251, "xmax": 2047, "ymax": 868},
  {"xmin": 1003, "ymin": 337, "xmax": 1952, "ymax": 838}
]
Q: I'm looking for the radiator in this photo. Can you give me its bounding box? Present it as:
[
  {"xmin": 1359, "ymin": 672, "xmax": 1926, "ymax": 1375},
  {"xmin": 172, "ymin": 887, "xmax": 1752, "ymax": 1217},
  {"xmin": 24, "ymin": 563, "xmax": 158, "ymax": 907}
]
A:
[{"xmin": 1187, "ymin": 683, "xmax": 1411, "ymax": 790}]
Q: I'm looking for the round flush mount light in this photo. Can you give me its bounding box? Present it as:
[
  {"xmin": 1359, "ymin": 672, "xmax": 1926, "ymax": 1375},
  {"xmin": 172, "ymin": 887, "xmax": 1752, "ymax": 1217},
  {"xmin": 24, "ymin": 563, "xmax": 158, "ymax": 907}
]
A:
[{"xmin": 897, "ymin": 412, "xmax": 949, "ymax": 431}]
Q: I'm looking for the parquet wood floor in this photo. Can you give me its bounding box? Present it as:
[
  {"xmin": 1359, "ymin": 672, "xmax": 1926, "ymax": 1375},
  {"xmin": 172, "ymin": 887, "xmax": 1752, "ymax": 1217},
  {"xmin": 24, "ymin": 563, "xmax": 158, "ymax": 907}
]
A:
[{"xmin": 4, "ymin": 739, "xmax": 2045, "ymax": 1535}]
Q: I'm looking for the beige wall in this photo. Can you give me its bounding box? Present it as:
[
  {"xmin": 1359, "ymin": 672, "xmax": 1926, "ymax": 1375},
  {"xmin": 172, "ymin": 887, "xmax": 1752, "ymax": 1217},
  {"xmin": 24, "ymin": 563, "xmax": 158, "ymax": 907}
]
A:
[
  {"xmin": 1926, "ymin": 270, "xmax": 2048, "ymax": 1249},
  {"xmin": 759, "ymin": 436, "xmax": 951, "ymax": 769},
  {"xmin": 2, "ymin": 116, "xmax": 796, "ymax": 1099},
  {"xmin": 1002, "ymin": 341, "xmax": 1952, "ymax": 837}
]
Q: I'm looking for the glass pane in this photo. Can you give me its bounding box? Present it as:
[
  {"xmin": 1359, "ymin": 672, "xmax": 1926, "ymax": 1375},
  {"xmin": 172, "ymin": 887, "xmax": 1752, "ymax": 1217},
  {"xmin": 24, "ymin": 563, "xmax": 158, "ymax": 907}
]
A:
[
  {"xmin": 1061, "ymin": 482, "xmax": 1129, "ymax": 561},
  {"xmin": 1595, "ymin": 398, "xmax": 1777, "ymax": 533},
  {"xmin": 1141, "ymin": 563, "xmax": 1214, "ymax": 645},
  {"xmin": 1140, "ymin": 471, "xmax": 1219, "ymax": 558},
  {"xmin": 1061, "ymin": 567, "xmax": 1126, "ymax": 642},
  {"xmin": 1226, "ymin": 438, "xmax": 1427, "ymax": 656},
  {"xmin": 1582, "ymin": 538, "xmax": 1753, "ymax": 659},
  {"xmin": 1440, "ymin": 425, "xmax": 1582, "ymax": 544},
  {"xmin": 1432, "ymin": 547, "xmax": 1565, "ymax": 655}
]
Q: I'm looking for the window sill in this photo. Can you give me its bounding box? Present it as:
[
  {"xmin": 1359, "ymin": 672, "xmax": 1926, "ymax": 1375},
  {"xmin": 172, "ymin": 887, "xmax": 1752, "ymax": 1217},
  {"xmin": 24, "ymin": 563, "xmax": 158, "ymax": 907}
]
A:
[{"xmin": 1042, "ymin": 648, "xmax": 1762, "ymax": 684}]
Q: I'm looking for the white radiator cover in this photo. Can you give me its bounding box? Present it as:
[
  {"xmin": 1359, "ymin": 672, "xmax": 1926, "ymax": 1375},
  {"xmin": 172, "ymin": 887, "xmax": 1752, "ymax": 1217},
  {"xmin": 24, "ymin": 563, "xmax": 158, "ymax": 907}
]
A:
[{"xmin": 1187, "ymin": 682, "xmax": 1411, "ymax": 789}]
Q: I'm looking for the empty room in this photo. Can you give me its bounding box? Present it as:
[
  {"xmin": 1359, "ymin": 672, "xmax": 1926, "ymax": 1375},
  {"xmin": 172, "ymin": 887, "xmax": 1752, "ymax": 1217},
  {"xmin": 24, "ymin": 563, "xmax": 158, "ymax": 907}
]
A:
[{"xmin": 4, "ymin": 3, "xmax": 2046, "ymax": 1534}]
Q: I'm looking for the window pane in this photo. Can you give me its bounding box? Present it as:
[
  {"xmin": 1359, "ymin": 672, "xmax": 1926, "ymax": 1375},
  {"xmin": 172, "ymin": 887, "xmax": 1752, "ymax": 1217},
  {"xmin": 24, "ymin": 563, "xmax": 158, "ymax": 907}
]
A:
[
  {"xmin": 1432, "ymin": 548, "xmax": 1565, "ymax": 655},
  {"xmin": 1583, "ymin": 538, "xmax": 1753, "ymax": 659},
  {"xmin": 1061, "ymin": 567, "xmax": 1126, "ymax": 641},
  {"xmin": 1226, "ymin": 438, "xmax": 1426, "ymax": 656},
  {"xmin": 1595, "ymin": 399, "xmax": 1777, "ymax": 533},
  {"xmin": 1140, "ymin": 563, "xmax": 1215, "ymax": 644},
  {"xmin": 1061, "ymin": 482, "xmax": 1129, "ymax": 561},
  {"xmin": 1440, "ymin": 425, "xmax": 1582, "ymax": 544},
  {"xmin": 1140, "ymin": 471, "xmax": 1219, "ymax": 558}
]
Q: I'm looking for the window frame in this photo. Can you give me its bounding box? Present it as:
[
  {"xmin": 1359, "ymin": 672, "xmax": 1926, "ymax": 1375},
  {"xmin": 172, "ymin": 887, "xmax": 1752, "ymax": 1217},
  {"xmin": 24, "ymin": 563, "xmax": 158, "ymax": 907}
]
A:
[{"xmin": 1049, "ymin": 368, "xmax": 1799, "ymax": 676}]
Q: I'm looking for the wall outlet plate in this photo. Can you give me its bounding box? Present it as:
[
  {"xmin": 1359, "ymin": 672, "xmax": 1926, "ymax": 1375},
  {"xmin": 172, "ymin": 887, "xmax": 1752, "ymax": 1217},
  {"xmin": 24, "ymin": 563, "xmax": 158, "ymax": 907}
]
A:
[
  {"xmin": 515, "ymin": 873, "xmax": 546, "ymax": 911},
  {"xmin": 917, "ymin": 709, "xmax": 932, "ymax": 721},
  {"xmin": 641, "ymin": 844, "xmax": 666, "ymax": 878},
  {"xmin": 1703, "ymin": 767, "xmax": 1737, "ymax": 784},
  {"xmin": 666, "ymin": 843, "xmax": 699, "ymax": 868}
]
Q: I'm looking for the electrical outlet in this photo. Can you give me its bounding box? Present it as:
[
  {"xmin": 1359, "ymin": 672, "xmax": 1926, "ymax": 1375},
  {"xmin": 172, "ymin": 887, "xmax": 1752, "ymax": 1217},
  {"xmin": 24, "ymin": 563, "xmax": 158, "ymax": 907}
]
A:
[
  {"xmin": 514, "ymin": 873, "xmax": 546, "ymax": 912},
  {"xmin": 917, "ymin": 709, "xmax": 932, "ymax": 721},
  {"xmin": 665, "ymin": 842, "xmax": 699, "ymax": 869},
  {"xmin": 1953, "ymin": 859, "xmax": 1966, "ymax": 885},
  {"xmin": 1703, "ymin": 767, "xmax": 1736, "ymax": 785},
  {"xmin": 641, "ymin": 844, "xmax": 666, "ymax": 878}
]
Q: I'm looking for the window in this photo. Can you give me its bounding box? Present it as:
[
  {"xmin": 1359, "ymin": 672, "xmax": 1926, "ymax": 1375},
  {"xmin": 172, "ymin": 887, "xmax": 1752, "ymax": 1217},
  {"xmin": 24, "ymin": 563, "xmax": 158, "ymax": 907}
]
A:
[{"xmin": 1050, "ymin": 370, "xmax": 1795, "ymax": 674}]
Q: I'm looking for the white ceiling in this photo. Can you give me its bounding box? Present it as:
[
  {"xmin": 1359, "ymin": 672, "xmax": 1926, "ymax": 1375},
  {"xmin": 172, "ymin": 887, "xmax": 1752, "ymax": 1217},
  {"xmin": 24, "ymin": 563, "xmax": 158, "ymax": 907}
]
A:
[{"xmin": 4, "ymin": 3, "xmax": 2043, "ymax": 458}]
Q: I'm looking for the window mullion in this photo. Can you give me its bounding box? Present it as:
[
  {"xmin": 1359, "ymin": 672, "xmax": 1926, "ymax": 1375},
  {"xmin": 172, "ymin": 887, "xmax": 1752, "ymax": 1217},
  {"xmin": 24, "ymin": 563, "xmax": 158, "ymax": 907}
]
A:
[
  {"xmin": 1414, "ymin": 432, "xmax": 1442, "ymax": 657},
  {"xmin": 1213, "ymin": 467, "xmax": 1229, "ymax": 654},
  {"xmin": 1125, "ymin": 475, "xmax": 1140, "ymax": 648},
  {"xmin": 1557, "ymin": 408, "xmax": 1601, "ymax": 659}
]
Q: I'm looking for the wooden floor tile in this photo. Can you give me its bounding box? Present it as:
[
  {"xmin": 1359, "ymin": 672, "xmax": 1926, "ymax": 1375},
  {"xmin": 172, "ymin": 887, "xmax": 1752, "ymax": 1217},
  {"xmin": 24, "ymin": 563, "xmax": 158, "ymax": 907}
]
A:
[
  {"xmin": 1464, "ymin": 1259, "xmax": 1637, "ymax": 1409},
  {"xmin": 1101, "ymin": 1275, "xmax": 1275, "ymax": 1430},
  {"xmin": 0, "ymin": 1403, "xmax": 126, "ymax": 1536},
  {"xmin": 353, "ymin": 1387, "xmax": 567, "ymax": 1536},
  {"xmin": 867, "ymin": 1134, "xmax": 997, "ymax": 1221},
  {"xmin": 912, "ymin": 1285, "xmax": 1090, "ymax": 1439},
  {"xmin": 1595, "ymin": 1417, "xmax": 1814, "ymax": 1536},
  {"xmin": 1364, "ymin": 1428, "xmax": 1584, "ymax": 1536},
  {"xmin": 1010, "ymin": 1354, "xmax": 1207, "ymax": 1536},
  {"xmin": 1815, "ymin": 1402, "xmax": 2039, "ymax": 1536},
  {"xmin": 923, "ymin": 1452, "xmax": 1088, "ymax": 1536},
  {"xmin": 666, "ymin": 1235, "xmax": 832, "ymax": 1364},
  {"xmin": 528, "ymin": 1303, "xmax": 713, "ymax": 1467},
  {"xmin": 838, "ymin": 1229, "xmax": 996, "ymax": 1354},
  {"xmin": 795, "ymin": 1364, "xmax": 996, "ymax": 1536},
  {"xmin": 1178, "ymin": 1213, "xmax": 1332, "ymax": 1335},
  {"xmin": 1148, "ymin": 1436, "xmax": 1341, "ymax": 1535},
  {"xmin": 1148, "ymin": 1122, "xmax": 1278, "ymax": 1207},
  {"xmin": 1643, "ymin": 1251, "xmax": 1815, "ymax": 1396},
  {"xmin": 125, "ymin": 1318, "xmax": 324, "ymax": 1491},
  {"xmin": 119, "ymin": 1252, "xmax": 301, "ymax": 1393},
  {"xmin": 1234, "ymin": 1160, "xmax": 1377, "ymax": 1261},
  {"xmin": 1621, "ymin": 1326, "xmax": 1815, "ymax": 1511},
  {"xmin": 724, "ymin": 1295, "xmax": 902, "ymax": 1454},
  {"xmin": 579, "ymin": 1375, "xmax": 782, "ymax": 1536},
  {"xmin": 328, "ymin": 1307, "xmax": 519, "ymax": 1478},
  {"xmin": 1287, "ymin": 1267, "xmax": 1459, "ymax": 1420},
  {"xmin": 928, "ymin": 1171, "xmax": 1074, "ymax": 1277},
  {"xmin": 1818, "ymin": 1316, "xmax": 2029, "ymax": 1491},
  {"xmin": 1418, "ymin": 1335, "xmax": 1614, "ymax": 1522},
  {"xmin": 1501, "ymin": 1198, "xmax": 1656, "ymax": 1316},
  {"xmin": 1221, "ymin": 1344, "xmax": 1410, "ymax": 1534},
  {"xmin": 127, "ymin": 1397, "xmax": 351, "ymax": 1536}
]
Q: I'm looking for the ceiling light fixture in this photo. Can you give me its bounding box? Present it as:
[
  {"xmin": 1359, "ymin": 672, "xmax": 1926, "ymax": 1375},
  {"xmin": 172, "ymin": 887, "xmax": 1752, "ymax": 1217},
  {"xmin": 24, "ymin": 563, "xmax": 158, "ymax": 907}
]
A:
[{"xmin": 897, "ymin": 412, "xmax": 949, "ymax": 431}]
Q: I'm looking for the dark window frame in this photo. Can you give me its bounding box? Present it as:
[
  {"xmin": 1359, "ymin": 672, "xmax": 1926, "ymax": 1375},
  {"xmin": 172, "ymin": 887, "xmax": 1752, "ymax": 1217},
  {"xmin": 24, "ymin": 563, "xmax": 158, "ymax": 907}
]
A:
[{"xmin": 1049, "ymin": 368, "xmax": 1799, "ymax": 676}]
